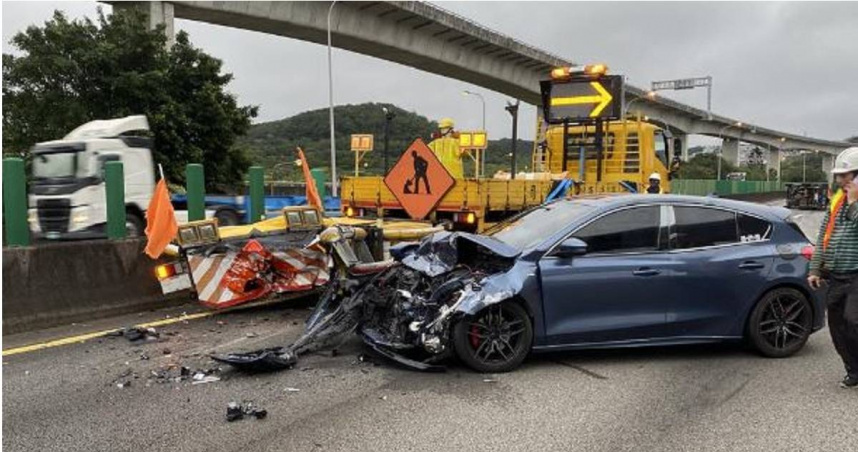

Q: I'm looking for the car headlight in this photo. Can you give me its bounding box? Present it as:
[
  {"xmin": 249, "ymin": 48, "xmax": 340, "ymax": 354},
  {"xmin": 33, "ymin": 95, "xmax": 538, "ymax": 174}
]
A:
[
  {"xmin": 176, "ymin": 219, "xmax": 221, "ymax": 247},
  {"xmin": 71, "ymin": 206, "xmax": 90, "ymax": 224}
]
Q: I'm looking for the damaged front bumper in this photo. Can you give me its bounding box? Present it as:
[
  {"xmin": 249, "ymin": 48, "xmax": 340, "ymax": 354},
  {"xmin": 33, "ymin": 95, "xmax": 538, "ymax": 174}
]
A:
[{"xmin": 214, "ymin": 230, "xmax": 531, "ymax": 372}]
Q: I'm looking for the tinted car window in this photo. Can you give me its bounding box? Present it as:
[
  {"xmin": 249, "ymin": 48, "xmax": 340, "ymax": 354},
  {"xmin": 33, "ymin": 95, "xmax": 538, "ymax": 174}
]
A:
[
  {"xmin": 738, "ymin": 214, "xmax": 771, "ymax": 242},
  {"xmin": 573, "ymin": 206, "xmax": 661, "ymax": 254},
  {"xmin": 671, "ymin": 206, "xmax": 737, "ymax": 249}
]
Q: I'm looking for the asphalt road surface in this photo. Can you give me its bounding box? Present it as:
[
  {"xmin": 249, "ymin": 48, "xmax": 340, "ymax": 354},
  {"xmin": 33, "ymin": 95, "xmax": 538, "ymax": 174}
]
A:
[{"xmin": 4, "ymin": 204, "xmax": 856, "ymax": 452}]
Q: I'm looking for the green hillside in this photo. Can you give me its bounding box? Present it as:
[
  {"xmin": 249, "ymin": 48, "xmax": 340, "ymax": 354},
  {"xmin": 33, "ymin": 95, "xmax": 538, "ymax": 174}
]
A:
[{"xmin": 237, "ymin": 103, "xmax": 533, "ymax": 181}]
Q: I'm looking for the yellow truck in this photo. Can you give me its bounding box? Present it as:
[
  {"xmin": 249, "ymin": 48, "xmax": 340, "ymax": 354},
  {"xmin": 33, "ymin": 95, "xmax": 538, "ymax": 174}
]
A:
[{"xmin": 341, "ymin": 66, "xmax": 678, "ymax": 232}]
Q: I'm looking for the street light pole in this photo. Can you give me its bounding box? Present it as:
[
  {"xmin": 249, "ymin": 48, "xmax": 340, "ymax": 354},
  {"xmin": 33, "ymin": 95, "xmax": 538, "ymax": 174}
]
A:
[
  {"xmin": 382, "ymin": 107, "xmax": 395, "ymax": 174},
  {"xmin": 327, "ymin": 1, "xmax": 338, "ymax": 197},
  {"xmin": 505, "ymin": 100, "xmax": 519, "ymax": 179},
  {"xmin": 777, "ymin": 138, "xmax": 786, "ymax": 183},
  {"xmin": 462, "ymin": 89, "xmax": 486, "ymax": 176}
]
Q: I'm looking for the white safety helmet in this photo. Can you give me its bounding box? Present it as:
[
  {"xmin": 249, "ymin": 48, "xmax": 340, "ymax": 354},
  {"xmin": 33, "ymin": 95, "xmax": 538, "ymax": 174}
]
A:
[
  {"xmin": 649, "ymin": 172, "xmax": 662, "ymax": 181},
  {"xmin": 832, "ymin": 147, "xmax": 858, "ymax": 174}
]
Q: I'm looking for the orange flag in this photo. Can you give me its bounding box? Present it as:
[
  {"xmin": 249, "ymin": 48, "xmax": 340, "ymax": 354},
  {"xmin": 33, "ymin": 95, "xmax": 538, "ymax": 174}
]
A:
[
  {"xmin": 297, "ymin": 147, "xmax": 323, "ymax": 211},
  {"xmin": 144, "ymin": 178, "xmax": 178, "ymax": 259}
]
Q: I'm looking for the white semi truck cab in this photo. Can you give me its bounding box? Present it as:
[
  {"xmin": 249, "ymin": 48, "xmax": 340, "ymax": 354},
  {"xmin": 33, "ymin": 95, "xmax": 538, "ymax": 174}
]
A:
[{"xmin": 28, "ymin": 116, "xmax": 154, "ymax": 239}]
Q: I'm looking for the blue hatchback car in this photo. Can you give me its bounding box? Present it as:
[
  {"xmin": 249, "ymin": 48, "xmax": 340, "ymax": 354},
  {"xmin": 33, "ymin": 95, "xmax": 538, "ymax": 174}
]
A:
[{"xmin": 440, "ymin": 194, "xmax": 824, "ymax": 372}]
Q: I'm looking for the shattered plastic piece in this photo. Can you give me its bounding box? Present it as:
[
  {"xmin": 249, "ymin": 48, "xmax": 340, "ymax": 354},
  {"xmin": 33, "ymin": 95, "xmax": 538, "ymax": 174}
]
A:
[
  {"xmin": 211, "ymin": 347, "xmax": 297, "ymax": 372},
  {"xmin": 283, "ymin": 387, "xmax": 300, "ymax": 392},
  {"xmin": 108, "ymin": 326, "xmax": 160, "ymax": 342},
  {"xmin": 360, "ymin": 333, "xmax": 445, "ymax": 372},
  {"xmin": 226, "ymin": 402, "xmax": 243, "ymax": 422},
  {"xmin": 226, "ymin": 401, "xmax": 267, "ymax": 422},
  {"xmin": 191, "ymin": 375, "xmax": 221, "ymax": 385},
  {"xmin": 249, "ymin": 408, "xmax": 267, "ymax": 419}
]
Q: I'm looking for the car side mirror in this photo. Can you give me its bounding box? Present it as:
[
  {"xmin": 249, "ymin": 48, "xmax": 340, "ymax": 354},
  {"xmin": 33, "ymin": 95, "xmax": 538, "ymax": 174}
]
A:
[{"xmin": 553, "ymin": 237, "xmax": 588, "ymax": 258}]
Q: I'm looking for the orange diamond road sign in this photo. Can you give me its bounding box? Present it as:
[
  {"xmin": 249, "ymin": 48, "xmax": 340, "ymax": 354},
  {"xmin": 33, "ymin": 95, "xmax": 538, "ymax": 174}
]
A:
[{"xmin": 384, "ymin": 138, "xmax": 455, "ymax": 220}]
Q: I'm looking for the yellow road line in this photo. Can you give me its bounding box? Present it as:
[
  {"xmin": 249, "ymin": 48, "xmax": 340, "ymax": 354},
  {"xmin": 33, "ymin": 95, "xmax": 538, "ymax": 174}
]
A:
[{"xmin": 2, "ymin": 311, "xmax": 216, "ymax": 357}]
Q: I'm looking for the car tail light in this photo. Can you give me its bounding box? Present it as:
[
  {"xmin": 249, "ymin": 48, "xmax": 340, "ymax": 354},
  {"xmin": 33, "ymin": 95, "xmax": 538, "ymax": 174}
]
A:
[{"xmin": 800, "ymin": 245, "xmax": 815, "ymax": 261}]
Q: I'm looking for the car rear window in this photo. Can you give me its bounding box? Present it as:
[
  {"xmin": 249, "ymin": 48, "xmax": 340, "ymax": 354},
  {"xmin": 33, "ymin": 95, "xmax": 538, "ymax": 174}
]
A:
[
  {"xmin": 671, "ymin": 206, "xmax": 737, "ymax": 249},
  {"xmin": 738, "ymin": 214, "xmax": 772, "ymax": 243}
]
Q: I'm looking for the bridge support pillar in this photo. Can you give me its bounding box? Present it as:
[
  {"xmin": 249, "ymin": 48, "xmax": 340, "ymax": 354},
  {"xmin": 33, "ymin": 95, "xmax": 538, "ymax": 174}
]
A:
[
  {"xmin": 113, "ymin": 1, "xmax": 175, "ymax": 47},
  {"xmin": 674, "ymin": 135, "xmax": 689, "ymax": 161},
  {"xmin": 768, "ymin": 148, "xmax": 782, "ymax": 181},
  {"xmin": 721, "ymin": 138, "xmax": 740, "ymax": 167},
  {"xmin": 822, "ymin": 154, "xmax": 835, "ymax": 184}
]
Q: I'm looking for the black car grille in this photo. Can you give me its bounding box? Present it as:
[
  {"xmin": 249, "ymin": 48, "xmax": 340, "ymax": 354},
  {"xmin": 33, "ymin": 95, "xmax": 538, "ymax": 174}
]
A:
[{"xmin": 37, "ymin": 199, "xmax": 71, "ymax": 233}]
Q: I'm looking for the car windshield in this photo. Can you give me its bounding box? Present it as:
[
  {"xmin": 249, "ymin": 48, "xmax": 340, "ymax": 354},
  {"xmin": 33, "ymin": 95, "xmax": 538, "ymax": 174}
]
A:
[
  {"xmin": 31, "ymin": 151, "xmax": 80, "ymax": 179},
  {"xmin": 489, "ymin": 201, "xmax": 595, "ymax": 250}
]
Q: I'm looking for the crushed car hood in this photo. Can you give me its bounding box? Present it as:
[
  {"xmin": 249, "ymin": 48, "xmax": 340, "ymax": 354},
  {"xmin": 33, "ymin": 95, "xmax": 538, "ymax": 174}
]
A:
[{"xmin": 400, "ymin": 231, "xmax": 520, "ymax": 277}]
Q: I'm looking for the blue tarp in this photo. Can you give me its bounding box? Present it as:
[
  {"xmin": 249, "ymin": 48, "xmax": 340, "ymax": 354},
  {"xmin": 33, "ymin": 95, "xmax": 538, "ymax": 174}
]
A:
[{"xmin": 171, "ymin": 194, "xmax": 341, "ymax": 221}]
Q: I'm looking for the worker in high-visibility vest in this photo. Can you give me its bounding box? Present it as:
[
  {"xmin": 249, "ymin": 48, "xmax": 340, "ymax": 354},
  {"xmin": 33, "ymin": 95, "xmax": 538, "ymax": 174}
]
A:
[
  {"xmin": 428, "ymin": 117, "xmax": 464, "ymax": 178},
  {"xmin": 808, "ymin": 146, "xmax": 858, "ymax": 389}
]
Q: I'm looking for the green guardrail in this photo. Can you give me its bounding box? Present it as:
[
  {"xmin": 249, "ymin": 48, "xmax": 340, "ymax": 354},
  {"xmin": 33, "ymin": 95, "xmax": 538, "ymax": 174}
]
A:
[
  {"xmin": 671, "ymin": 179, "xmax": 785, "ymax": 196},
  {"xmin": 186, "ymin": 163, "xmax": 205, "ymax": 222},
  {"xmin": 3, "ymin": 158, "xmax": 30, "ymax": 246},
  {"xmin": 105, "ymin": 161, "xmax": 127, "ymax": 240}
]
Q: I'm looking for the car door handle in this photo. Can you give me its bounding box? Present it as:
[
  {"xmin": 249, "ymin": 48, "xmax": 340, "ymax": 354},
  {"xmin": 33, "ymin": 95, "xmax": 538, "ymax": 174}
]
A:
[
  {"xmin": 633, "ymin": 268, "xmax": 661, "ymax": 277},
  {"xmin": 738, "ymin": 261, "xmax": 765, "ymax": 270}
]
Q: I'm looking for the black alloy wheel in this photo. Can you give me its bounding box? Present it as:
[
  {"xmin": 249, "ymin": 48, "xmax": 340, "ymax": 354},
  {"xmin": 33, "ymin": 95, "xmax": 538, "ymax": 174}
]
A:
[
  {"xmin": 453, "ymin": 302, "xmax": 532, "ymax": 373},
  {"xmin": 748, "ymin": 287, "xmax": 813, "ymax": 358}
]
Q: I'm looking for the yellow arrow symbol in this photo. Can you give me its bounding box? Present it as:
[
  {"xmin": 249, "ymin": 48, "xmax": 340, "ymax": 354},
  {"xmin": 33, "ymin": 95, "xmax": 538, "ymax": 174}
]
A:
[{"xmin": 550, "ymin": 81, "xmax": 613, "ymax": 117}]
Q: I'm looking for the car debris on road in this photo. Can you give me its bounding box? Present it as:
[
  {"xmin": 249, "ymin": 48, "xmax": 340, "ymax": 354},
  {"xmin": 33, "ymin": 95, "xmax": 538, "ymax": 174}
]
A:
[
  {"xmin": 226, "ymin": 401, "xmax": 267, "ymax": 422},
  {"xmin": 107, "ymin": 326, "xmax": 160, "ymax": 342}
]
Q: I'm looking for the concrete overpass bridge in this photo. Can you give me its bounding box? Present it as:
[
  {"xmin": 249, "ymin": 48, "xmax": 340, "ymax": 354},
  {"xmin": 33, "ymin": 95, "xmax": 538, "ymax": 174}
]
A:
[{"xmin": 112, "ymin": 1, "xmax": 851, "ymax": 176}]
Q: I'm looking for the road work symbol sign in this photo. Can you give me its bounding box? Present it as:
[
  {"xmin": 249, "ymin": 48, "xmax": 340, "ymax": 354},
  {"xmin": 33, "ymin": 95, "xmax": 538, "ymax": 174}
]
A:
[
  {"xmin": 541, "ymin": 75, "xmax": 624, "ymax": 123},
  {"xmin": 384, "ymin": 138, "xmax": 455, "ymax": 220}
]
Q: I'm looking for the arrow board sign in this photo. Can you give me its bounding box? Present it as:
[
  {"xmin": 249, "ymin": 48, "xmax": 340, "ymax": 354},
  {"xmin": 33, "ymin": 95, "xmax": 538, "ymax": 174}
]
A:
[{"xmin": 541, "ymin": 75, "xmax": 624, "ymax": 124}]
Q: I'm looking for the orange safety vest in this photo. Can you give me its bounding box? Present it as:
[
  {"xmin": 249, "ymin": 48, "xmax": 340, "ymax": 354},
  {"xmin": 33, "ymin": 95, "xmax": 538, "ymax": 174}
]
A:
[{"xmin": 823, "ymin": 189, "xmax": 846, "ymax": 250}]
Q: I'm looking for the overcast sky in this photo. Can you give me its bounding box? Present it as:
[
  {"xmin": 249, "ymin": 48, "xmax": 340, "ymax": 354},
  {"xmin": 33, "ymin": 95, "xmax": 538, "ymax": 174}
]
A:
[{"xmin": 4, "ymin": 1, "xmax": 858, "ymax": 145}]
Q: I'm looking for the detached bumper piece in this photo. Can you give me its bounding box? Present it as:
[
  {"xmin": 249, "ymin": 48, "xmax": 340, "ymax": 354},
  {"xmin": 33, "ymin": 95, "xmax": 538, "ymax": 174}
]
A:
[
  {"xmin": 211, "ymin": 347, "xmax": 297, "ymax": 372},
  {"xmin": 359, "ymin": 330, "xmax": 445, "ymax": 373}
]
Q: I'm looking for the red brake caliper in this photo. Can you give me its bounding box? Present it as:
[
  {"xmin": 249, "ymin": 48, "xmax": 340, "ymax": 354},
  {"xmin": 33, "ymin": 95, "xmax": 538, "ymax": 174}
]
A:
[{"xmin": 470, "ymin": 324, "xmax": 481, "ymax": 349}]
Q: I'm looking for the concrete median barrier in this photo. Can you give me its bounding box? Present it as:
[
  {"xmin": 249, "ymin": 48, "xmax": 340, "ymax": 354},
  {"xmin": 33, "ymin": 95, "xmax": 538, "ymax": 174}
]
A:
[{"xmin": 3, "ymin": 239, "xmax": 186, "ymax": 334}]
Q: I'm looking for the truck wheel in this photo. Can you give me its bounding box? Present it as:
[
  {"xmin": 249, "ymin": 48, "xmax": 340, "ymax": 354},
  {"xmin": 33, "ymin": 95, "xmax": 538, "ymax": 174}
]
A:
[
  {"xmin": 452, "ymin": 302, "xmax": 532, "ymax": 373},
  {"xmin": 125, "ymin": 211, "xmax": 145, "ymax": 237},
  {"xmin": 215, "ymin": 208, "xmax": 241, "ymax": 226}
]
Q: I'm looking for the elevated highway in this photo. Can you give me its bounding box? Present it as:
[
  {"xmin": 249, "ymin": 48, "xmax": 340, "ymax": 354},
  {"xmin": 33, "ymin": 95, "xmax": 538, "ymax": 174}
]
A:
[{"xmin": 112, "ymin": 1, "xmax": 851, "ymax": 174}]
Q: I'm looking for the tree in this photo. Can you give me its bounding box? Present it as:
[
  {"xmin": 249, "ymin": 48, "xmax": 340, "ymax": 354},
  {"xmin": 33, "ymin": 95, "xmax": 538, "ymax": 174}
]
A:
[
  {"xmin": 779, "ymin": 153, "xmax": 827, "ymax": 183},
  {"xmin": 846, "ymin": 135, "xmax": 858, "ymax": 144},
  {"xmin": 2, "ymin": 8, "xmax": 258, "ymax": 191},
  {"xmin": 674, "ymin": 152, "xmax": 737, "ymax": 180},
  {"xmin": 237, "ymin": 102, "xmax": 528, "ymax": 180}
]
